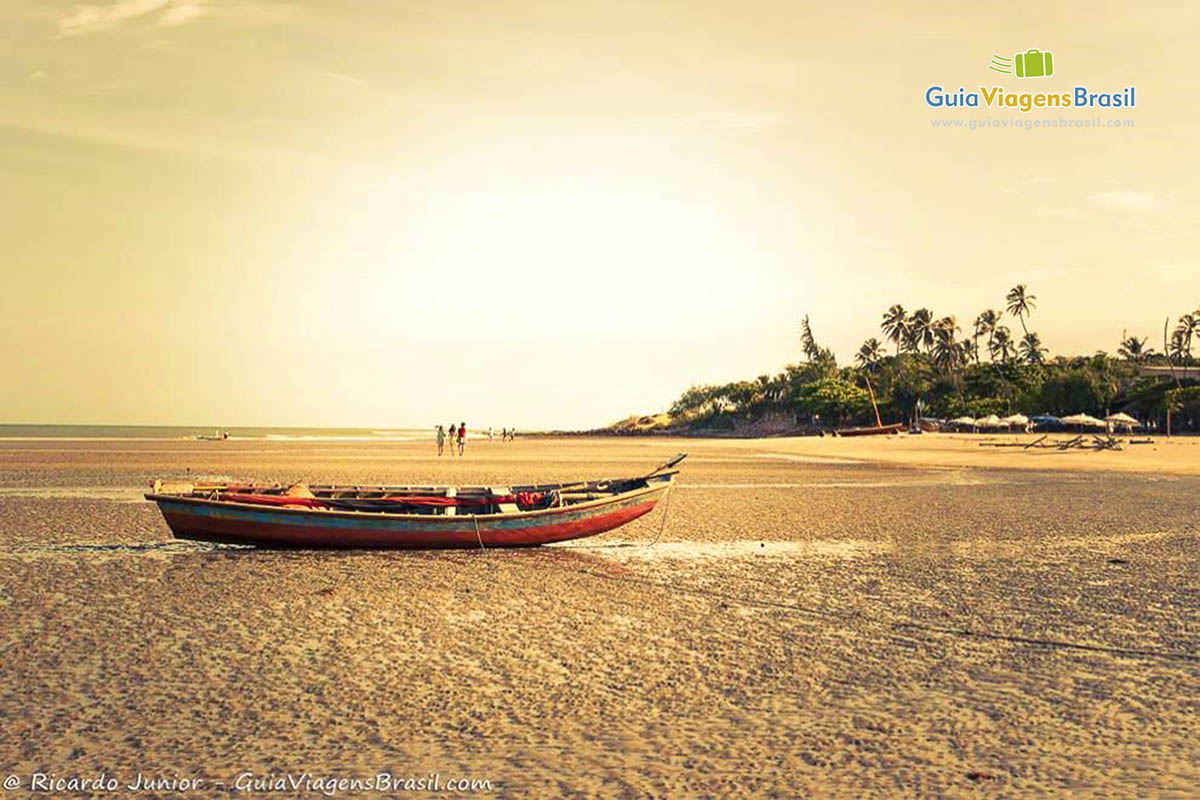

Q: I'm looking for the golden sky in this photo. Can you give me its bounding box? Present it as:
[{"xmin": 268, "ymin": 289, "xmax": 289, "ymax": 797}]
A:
[{"xmin": 2, "ymin": 1, "xmax": 1197, "ymax": 428}]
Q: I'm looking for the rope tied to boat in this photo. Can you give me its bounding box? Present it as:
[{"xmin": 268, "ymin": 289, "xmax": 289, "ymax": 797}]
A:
[
  {"xmin": 473, "ymin": 514, "xmax": 486, "ymax": 551},
  {"xmin": 647, "ymin": 484, "xmax": 673, "ymax": 547}
]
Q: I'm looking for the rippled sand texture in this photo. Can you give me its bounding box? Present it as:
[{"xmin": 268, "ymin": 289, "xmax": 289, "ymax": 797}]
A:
[{"xmin": 1, "ymin": 437, "xmax": 1198, "ymax": 796}]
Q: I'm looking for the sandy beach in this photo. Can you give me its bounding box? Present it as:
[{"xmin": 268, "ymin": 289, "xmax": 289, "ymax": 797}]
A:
[
  {"xmin": 744, "ymin": 432, "xmax": 1200, "ymax": 477},
  {"xmin": 1, "ymin": 435, "xmax": 1198, "ymax": 796}
]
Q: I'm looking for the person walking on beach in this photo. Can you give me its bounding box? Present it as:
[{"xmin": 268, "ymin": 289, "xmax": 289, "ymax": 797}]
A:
[
  {"xmin": 457, "ymin": 422, "xmax": 467, "ymax": 455},
  {"xmin": 447, "ymin": 423, "xmax": 457, "ymax": 456},
  {"xmin": 435, "ymin": 425, "xmax": 446, "ymax": 456}
]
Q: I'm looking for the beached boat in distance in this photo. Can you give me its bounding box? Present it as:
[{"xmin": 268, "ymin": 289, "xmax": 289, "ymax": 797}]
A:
[
  {"xmin": 145, "ymin": 454, "xmax": 685, "ymax": 549},
  {"xmin": 834, "ymin": 422, "xmax": 905, "ymax": 437}
]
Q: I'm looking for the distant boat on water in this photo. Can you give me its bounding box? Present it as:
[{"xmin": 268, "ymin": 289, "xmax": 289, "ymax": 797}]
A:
[
  {"xmin": 145, "ymin": 455, "xmax": 685, "ymax": 549},
  {"xmin": 195, "ymin": 430, "xmax": 229, "ymax": 441}
]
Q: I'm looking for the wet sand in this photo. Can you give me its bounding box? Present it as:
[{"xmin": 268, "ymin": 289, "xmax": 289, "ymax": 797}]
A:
[{"xmin": 1, "ymin": 436, "xmax": 1198, "ymax": 796}]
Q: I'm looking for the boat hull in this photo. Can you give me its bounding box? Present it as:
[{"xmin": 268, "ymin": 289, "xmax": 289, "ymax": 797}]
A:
[
  {"xmin": 149, "ymin": 483, "xmax": 668, "ymax": 549},
  {"xmin": 835, "ymin": 422, "xmax": 904, "ymax": 437}
]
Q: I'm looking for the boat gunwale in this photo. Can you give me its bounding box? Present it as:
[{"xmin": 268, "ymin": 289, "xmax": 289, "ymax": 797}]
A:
[{"xmin": 145, "ymin": 475, "xmax": 672, "ymax": 523}]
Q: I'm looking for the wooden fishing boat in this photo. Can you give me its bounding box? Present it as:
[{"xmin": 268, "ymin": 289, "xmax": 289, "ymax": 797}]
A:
[
  {"xmin": 834, "ymin": 422, "xmax": 904, "ymax": 437},
  {"xmin": 145, "ymin": 455, "xmax": 685, "ymax": 549},
  {"xmin": 837, "ymin": 376, "xmax": 903, "ymax": 437}
]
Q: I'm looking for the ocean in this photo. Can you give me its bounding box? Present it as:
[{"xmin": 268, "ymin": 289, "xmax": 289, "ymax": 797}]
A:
[{"xmin": 0, "ymin": 424, "xmax": 432, "ymax": 442}]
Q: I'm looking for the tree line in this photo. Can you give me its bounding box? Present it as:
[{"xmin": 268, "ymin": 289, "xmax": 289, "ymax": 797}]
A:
[{"xmin": 669, "ymin": 287, "xmax": 1200, "ymax": 432}]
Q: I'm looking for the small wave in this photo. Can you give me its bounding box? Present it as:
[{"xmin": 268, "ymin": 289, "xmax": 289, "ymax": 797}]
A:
[{"xmin": 261, "ymin": 434, "xmax": 421, "ymax": 442}]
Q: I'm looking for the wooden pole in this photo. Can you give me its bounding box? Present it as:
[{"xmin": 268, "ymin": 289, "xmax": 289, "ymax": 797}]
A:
[{"xmin": 863, "ymin": 372, "xmax": 883, "ymax": 428}]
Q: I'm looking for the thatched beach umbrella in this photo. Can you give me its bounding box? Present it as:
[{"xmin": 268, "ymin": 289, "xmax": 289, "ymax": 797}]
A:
[
  {"xmin": 1061, "ymin": 413, "xmax": 1106, "ymax": 432},
  {"xmin": 1105, "ymin": 412, "xmax": 1140, "ymax": 431},
  {"xmin": 976, "ymin": 414, "xmax": 1004, "ymax": 428},
  {"xmin": 1001, "ymin": 413, "xmax": 1030, "ymax": 432}
]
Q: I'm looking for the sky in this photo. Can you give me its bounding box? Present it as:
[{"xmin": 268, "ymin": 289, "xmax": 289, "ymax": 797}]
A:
[{"xmin": 2, "ymin": 1, "xmax": 1197, "ymax": 429}]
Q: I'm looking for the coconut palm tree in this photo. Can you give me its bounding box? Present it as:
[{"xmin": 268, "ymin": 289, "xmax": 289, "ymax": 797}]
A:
[
  {"xmin": 907, "ymin": 308, "xmax": 935, "ymax": 353},
  {"xmin": 1168, "ymin": 328, "xmax": 1187, "ymax": 362},
  {"xmin": 932, "ymin": 315, "xmax": 958, "ymax": 352},
  {"xmin": 880, "ymin": 305, "xmax": 908, "ymax": 359},
  {"xmin": 855, "ymin": 338, "xmax": 884, "ymax": 371},
  {"xmin": 931, "ymin": 317, "xmax": 963, "ymax": 374},
  {"xmin": 971, "ymin": 313, "xmax": 987, "ymax": 363},
  {"xmin": 1117, "ymin": 334, "xmax": 1153, "ymax": 364},
  {"xmin": 974, "ymin": 309, "xmax": 1001, "ymax": 363},
  {"xmin": 800, "ymin": 315, "xmax": 836, "ymax": 376},
  {"xmin": 1019, "ymin": 332, "xmax": 1047, "ymax": 365},
  {"xmin": 990, "ymin": 326, "xmax": 1014, "ymax": 363},
  {"xmin": 1005, "ymin": 284, "xmax": 1037, "ymax": 337},
  {"xmin": 755, "ymin": 374, "xmax": 773, "ymax": 406},
  {"xmin": 800, "ymin": 315, "xmax": 819, "ymax": 362},
  {"xmin": 1174, "ymin": 313, "xmax": 1197, "ymax": 362}
]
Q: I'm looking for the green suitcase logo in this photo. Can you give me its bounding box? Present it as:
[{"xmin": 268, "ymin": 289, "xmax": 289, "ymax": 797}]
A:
[{"xmin": 1014, "ymin": 49, "xmax": 1053, "ymax": 78}]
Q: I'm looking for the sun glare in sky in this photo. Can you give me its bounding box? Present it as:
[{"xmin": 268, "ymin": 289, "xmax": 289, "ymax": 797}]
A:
[{"xmin": 1, "ymin": 2, "xmax": 1196, "ymax": 428}]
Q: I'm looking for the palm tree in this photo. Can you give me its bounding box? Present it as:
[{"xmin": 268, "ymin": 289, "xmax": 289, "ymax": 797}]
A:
[
  {"xmin": 974, "ymin": 309, "xmax": 1001, "ymax": 363},
  {"xmin": 1019, "ymin": 332, "xmax": 1047, "ymax": 365},
  {"xmin": 990, "ymin": 326, "xmax": 1014, "ymax": 363},
  {"xmin": 880, "ymin": 305, "xmax": 908, "ymax": 360},
  {"xmin": 1174, "ymin": 313, "xmax": 1197, "ymax": 362},
  {"xmin": 971, "ymin": 313, "xmax": 987, "ymax": 363},
  {"xmin": 931, "ymin": 317, "xmax": 964, "ymax": 376},
  {"xmin": 1168, "ymin": 328, "xmax": 1187, "ymax": 362},
  {"xmin": 855, "ymin": 338, "xmax": 884, "ymax": 371},
  {"xmin": 1005, "ymin": 284, "xmax": 1037, "ymax": 337},
  {"xmin": 755, "ymin": 374, "xmax": 772, "ymax": 406},
  {"xmin": 908, "ymin": 308, "xmax": 934, "ymax": 353},
  {"xmin": 970, "ymin": 316, "xmax": 982, "ymax": 363},
  {"xmin": 800, "ymin": 315, "xmax": 819, "ymax": 362},
  {"xmin": 1117, "ymin": 334, "xmax": 1153, "ymax": 365}
]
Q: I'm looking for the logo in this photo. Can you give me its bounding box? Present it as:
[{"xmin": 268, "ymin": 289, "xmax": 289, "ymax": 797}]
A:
[
  {"xmin": 990, "ymin": 49, "xmax": 1055, "ymax": 78},
  {"xmin": 925, "ymin": 48, "xmax": 1134, "ymax": 113}
]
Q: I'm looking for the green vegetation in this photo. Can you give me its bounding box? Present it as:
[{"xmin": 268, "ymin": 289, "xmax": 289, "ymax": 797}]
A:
[{"xmin": 667, "ymin": 288, "xmax": 1200, "ymax": 433}]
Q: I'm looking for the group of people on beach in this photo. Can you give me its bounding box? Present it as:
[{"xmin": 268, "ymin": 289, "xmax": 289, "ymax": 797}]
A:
[
  {"xmin": 435, "ymin": 424, "xmax": 516, "ymax": 456},
  {"xmin": 436, "ymin": 423, "xmax": 467, "ymax": 456}
]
